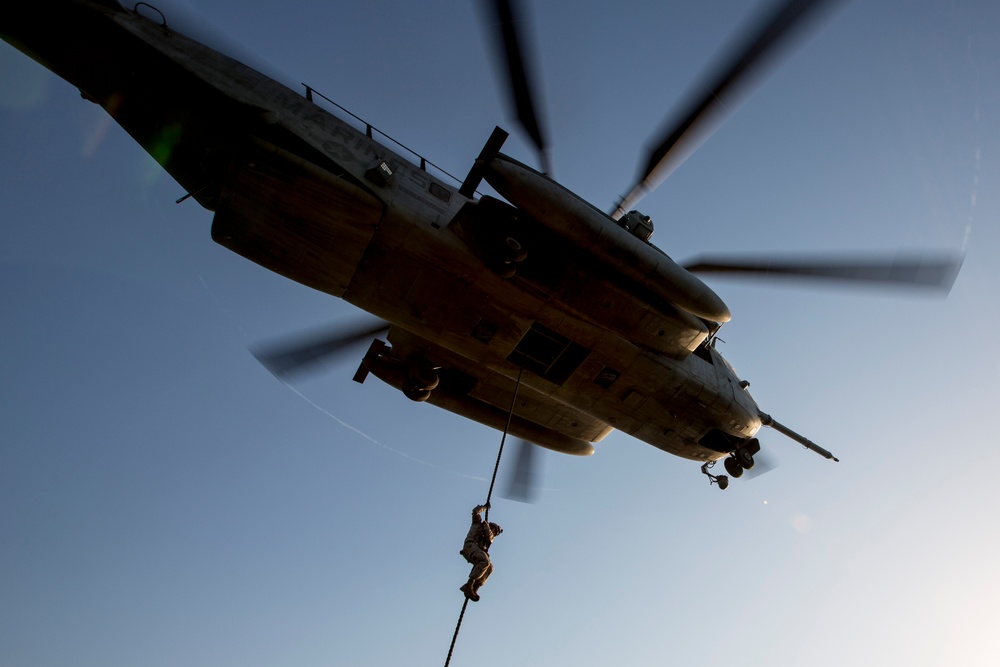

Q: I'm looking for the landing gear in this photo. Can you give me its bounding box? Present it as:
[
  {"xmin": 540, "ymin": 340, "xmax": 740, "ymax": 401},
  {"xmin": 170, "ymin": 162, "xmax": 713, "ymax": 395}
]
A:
[
  {"xmin": 704, "ymin": 439, "xmax": 761, "ymax": 489},
  {"xmin": 721, "ymin": 446, "xmax": 754, "ymax": 478},
  {"xmin": 472, "ymin": 197, "xmax": 529, "ymax": 279},
  {"xmin": 717, "ymin": 441, "xmax": 757, "ymax": 481},
  {"xmin": 700, "ymin": 461, "xmax": 729, "ymax": 490},
  {"xmin": 501, "ymin": 236, "xmax": 528, "ymax": 263},
  {"xmin": 723, "ymin": 456, "xmax": 744, "ymax": 478},
  {"xmin": 408, "ymin": 364, "xmax": 440, "ymax": 391},
  {"xmin": 403, "ymin": 363, "xmax": 439, "ymax": 402},
  {"xmin": 734, "ymin": 447, "xmax": 755, "ymax": 470},
  {"xmin": 488, "ymin": 235, "xmax": 528, "ymax": 278},
  {"xmin": 403, "ymin": 385, "xmax": 432, "ymax": 402},
  {"xmin": 491, "ymin": 258, "xmax": 518, "ymax": 279}
]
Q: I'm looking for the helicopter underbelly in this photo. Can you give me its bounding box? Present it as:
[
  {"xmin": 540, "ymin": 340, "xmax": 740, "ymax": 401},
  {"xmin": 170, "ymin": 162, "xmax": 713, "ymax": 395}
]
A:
[
  {"xmin": 211, "ymin": 140, "xmax": 384, "ymax": 297},
  {"xmin": 338, "ymin": 215, "xmax": 758, "ymax": 463}
]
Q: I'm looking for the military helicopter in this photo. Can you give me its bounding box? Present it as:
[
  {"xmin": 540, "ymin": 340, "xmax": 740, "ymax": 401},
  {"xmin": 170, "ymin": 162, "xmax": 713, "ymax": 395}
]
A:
[{"xmin": 0, "ymin": 0, "xmax": 961, "ymax": 491}]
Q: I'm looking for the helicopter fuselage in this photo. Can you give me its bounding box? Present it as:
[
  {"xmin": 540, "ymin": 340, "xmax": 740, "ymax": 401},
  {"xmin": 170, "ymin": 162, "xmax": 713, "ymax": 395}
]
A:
[{"xmin": 2, "ymin": 0, "xmax": 764, "ymax": 463}]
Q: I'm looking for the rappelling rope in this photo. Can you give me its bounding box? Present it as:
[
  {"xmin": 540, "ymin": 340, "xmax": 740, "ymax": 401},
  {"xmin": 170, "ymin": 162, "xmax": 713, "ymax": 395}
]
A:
[
  {"xmin": 444, "ymin": 598, "xmax": 470, "ymax": 667},
  {"xmin": 485, "ymin": 366, "xmax": 523, "ymax": 522},
  {"xmin": 444, "ymin": 366, "xmax": 524, "ymax": 667}
]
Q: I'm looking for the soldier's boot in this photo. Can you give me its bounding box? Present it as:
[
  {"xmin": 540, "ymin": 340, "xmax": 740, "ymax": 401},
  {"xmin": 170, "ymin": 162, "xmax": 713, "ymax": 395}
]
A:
[{"xmin": 460, "ymin": 581, "xmax": 480, "ymax": 602}]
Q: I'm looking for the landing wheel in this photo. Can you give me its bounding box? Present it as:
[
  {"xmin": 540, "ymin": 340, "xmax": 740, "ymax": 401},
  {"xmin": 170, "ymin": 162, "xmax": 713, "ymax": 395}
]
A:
[
  {"xmin": 486, "ymin": 253, "xmax": 518, "ymax": 278},
  {"xmin": 723, "ymin": 456, "xmax": 744, "ymax": 478},
  {"xmin": 403, "ymin": 384, "xmax": 431, "ymax": 402},
  {"xmin": 493, "ymin": 261, "xmax": 517, "ymax": 279},
  {"xmin": 501, "ymin": 236, "xmax": 528, "ymax": 263},
  {"xmin": 487, "ymin": 235, "xmax": 526, "ymax": 279},
  {"xmin": 408, "ymin": 364, "xmax": 439, "ymax": 391},
  {"xmin": 735, "ymin": 447, "xmax": 755, "ymax": 470}
]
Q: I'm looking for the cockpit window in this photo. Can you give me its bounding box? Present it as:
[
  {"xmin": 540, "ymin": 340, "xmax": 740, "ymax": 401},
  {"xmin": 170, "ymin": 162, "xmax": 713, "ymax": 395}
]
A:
[
  {"xmin": 714, "ymin": 349, "xmax": 739, "ymax": 377},
  {"xmin": 692, "ymin": 345, "xmax": 714, "ymax": 365}
]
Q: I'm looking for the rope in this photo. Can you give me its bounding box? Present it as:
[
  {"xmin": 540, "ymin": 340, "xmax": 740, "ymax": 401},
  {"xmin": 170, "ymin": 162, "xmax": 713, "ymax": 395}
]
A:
[
  {"xmin": 485, "ymin": 366, "xmax": 524, "ymax": 522},
  {"xmin": 443, "ymin": 367, "xmax": 524, "ymax": 666},
  {"xmin": 444, "ymin": 598, "xmax": 470, "ymax": 667}
]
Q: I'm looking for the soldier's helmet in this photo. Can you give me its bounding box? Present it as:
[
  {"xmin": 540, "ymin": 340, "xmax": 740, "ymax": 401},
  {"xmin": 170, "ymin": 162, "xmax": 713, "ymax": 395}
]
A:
[{"xmin": 489, "ymin": 522, "xmax": 502, "ymax": 535}]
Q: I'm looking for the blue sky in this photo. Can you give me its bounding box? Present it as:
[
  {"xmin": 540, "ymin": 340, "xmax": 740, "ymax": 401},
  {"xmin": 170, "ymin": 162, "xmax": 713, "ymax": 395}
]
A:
[{"xmin": 2, "ymin": 1, "xmax": 999, "ymax": 665}]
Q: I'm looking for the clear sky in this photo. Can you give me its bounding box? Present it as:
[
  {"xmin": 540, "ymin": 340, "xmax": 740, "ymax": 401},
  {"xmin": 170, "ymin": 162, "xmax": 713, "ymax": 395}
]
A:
[{"xmin": 2, "ymin": 1, "xmax": 998, "ymax": 665}]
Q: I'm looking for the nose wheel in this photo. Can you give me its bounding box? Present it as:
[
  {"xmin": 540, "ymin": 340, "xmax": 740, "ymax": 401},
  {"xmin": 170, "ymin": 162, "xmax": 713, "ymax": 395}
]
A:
[
  {"xmin": 723, "ymin": 456, "xmax": 744, "ymax": 478},
  {"xmin": 703, "ymin": 440, "xmax": 761, "ymax": 490},
  {"xmin": 734, "ymin": 446, "xmax": 755, "ymax": 470}
]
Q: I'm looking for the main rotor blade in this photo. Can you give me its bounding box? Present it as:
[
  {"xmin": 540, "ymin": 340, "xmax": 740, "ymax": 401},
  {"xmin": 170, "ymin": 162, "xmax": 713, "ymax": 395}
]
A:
[
  {"xmin": 683, "ymin": 253, "xmax": 963, "ymax": 292},
  {"xmin": 744, "ymin": 449, "xmax": 779, "ymax": 479},
  {"xmin": 251, "ymin": 321, "xmax": 389, "ymax": 381},
  {"xmin": 613, "ymin": 0, "xmax": 845, "ymax": 219},
  {"xmin": 503, "ymin": 439, "xmax": 540, "ymax": 503},
  {"xmin": 483, "ymin": 0, "xmax": 551, "ymax": 174}
]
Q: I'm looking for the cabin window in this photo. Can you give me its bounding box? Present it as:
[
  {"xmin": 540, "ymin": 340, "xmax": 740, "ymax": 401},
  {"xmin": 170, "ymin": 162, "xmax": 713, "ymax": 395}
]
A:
[
  {"xmin": 429, "ymin": 182, "xmax": 451, "ymax": 202},
  {"xmin": 508, "ymin": 322, "xmax": 590, "ymax": 385}
]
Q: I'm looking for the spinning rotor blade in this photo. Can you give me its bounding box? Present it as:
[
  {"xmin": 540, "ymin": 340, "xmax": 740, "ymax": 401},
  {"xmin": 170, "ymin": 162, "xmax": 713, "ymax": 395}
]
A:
[
  {"xmin": 503, "ymin": 439, "xmax": 541, "ymax": 503},
  {"xmin": 683, "ymin": 253, "xmax": 963, "ymax": 292},
  {"xmin": 251, "ymin": 321, "xmax": 389, "ymax": 381},
  {"xmin": 744, "ymin": 449, "xmax": 779, "ymax": 479},
  {"xmin": 613, "ymin": 0, "xmax": 845, "ymax": 219},
  {"xmin": 483, "ymin": 0, "xmax": 551, "ymax": 174}
]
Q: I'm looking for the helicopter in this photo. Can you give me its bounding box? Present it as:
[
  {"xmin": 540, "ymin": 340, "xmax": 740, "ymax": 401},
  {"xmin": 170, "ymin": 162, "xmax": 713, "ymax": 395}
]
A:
[{"xmin": 0, "ymin": 0, "xmax": 962, "ymax": 491}]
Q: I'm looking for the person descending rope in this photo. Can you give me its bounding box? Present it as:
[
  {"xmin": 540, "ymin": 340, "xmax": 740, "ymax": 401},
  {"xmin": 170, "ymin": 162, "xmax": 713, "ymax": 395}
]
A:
[{"xmin": 459, "ymin": 503, "xmax": 502, "ymax": 601}]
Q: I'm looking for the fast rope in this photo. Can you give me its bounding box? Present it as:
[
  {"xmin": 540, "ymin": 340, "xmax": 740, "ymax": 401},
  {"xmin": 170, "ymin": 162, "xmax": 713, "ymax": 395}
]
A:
[
  {"xmin": 485, "ymin": 366, "xmax": 523, "ymax": 521},
  {"xmin": 443, "ymin": 366, "xmax": 524, "ymax": 667},
  {"xmin": 444, "ymin": 598, "xmax": 470, "ymax": 667}
]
